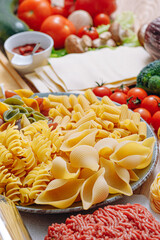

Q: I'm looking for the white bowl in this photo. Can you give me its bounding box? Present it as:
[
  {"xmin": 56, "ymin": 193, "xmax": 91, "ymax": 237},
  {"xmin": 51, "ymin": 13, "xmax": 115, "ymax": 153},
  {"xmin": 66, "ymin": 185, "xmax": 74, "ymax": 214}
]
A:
[{"xmin": 4, "ymin": 31, "xmax": 54, "ymax": 75}]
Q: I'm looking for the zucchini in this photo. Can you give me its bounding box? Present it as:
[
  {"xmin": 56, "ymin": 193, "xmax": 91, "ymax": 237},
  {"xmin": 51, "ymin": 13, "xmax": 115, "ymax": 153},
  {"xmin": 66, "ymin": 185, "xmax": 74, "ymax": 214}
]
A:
[{"xmin": 0, "ymin": 0, "xmax": 29, "ymax": 43}]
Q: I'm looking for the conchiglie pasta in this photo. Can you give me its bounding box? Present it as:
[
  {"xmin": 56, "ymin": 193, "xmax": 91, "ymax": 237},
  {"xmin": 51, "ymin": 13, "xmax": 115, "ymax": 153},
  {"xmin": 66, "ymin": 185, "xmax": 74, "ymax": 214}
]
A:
[
  {"xmin": 136, "ymin": 137, "xmax": 155, "ymax": 169},
  {"xmin": 60, "ymin": 129, "xmax": 98, "ymax": 152},
  {"xmin": 35, "ymin": 178, "xmax": 84, "ymax": 209},
  {"xmin": 70, "ymin": 145, "xmax": 99, "ymax": 171},
  {"xmin": 100, "ymin": 157, "xmax": 132, "ymax": 196},
  {"xmin": 94, "ymin": 138, "xmax": 118, "ymax": 158},
  {"xmin": 110, "ymin": 140, "xmax": 151, "ymax": 169},
  {"xmin": 80, "ymin": 168, "xmax": 109, "ymax": 210},
  {"xmin": 51, "ymin": 156, "xmax": 80, "ymax": 179}
]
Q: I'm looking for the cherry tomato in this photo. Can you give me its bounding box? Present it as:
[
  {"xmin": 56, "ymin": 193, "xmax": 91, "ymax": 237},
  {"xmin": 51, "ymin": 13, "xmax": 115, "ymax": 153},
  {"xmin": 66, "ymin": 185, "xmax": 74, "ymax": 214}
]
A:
[
  {"xmin": 141, "ymin": 95, "xmax": 160, "ymax": 116},
  {"xmin": 134, "ymin": 108, "xmax": 151, "ymax": 124},
  {"xmin": 114, "ymin": 84, "xmax": 129, "ymax": 95},
  {"xmin": 151, "ymin": 111, "xmax": 160, "ymax": 131},
  {"xmin": 127, "ymin": 87, "xmax": 148, "ymax": 109},
  {"xmin": 110, "ymin": 92, "xmax": 127, "ymax": 105},
  {"xmin": 51, "ymin": 5, "xmax": 68, "ymax": 17},
  {"xmin": 92, "ymin": 85, "xmax": 112, "ymax": 97},
  {"xmin": 17, "ymin": 0, "xmax": 52, "ymax": 31},
  {"xmin": 5, "ymin": 90, "xmax": 17, "ymax": 98},
  {"xmin": 40, "ymin": 15, "xmax": 76, "ymax": 49},
  {"xmin": 78, "ymin": 26, "xmax": 99, "ymax": 40},
  {"xmin": 74, "ymin": 0, "xmax": 117, "ymax": 17},
  {"xmin": 93, "ymin": 13, "xmax": 110, "ymax": 27}
]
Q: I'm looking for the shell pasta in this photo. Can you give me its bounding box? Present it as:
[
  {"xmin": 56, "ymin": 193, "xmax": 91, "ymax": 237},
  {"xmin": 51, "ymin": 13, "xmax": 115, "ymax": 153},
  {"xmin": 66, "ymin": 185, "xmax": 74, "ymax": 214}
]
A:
[{"xmin": 0, "ymin": 90, "xmax": 155, "ymax": 210}]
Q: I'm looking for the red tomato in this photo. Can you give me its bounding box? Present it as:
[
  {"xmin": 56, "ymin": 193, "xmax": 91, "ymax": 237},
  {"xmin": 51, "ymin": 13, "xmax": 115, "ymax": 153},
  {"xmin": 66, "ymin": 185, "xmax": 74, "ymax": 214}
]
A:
[
  {"xmin": 51, "ymin": 5, "xmax": 68, "ymax": 17},
  {"xmin": 64, "ymin": 0, "xmax": 76, "ymax": 16},
  {"xmin": 127, "ymin": 87, "xmax": 148, "ymax": 109},
  {"xmin": 92, "ymin": 85, "xmax": 112, "ymax": 97},
  {"xmin": 19, "ymin": 0, "xmax": 51, "ymax": 4},
  {"xmin": 74, "ymin": 0, "xmax": 117, "ymax": 17},
  {"xmin": 114, "ymin": 84, "xmax": 129, "ymax": 94},
  {"xmin": 5, "ymin": 90, "xmax": 17, "ymax": 98},
  {"xmin": 17, "ymin": 0, "xmax": 52, "ymax": 31},
  {"xmin": 134, "ymin": 108, "xmax": 151, "ymax": 124},
  {"xmin": 40, "ymin": 15, "xmax": 76, "ymax": 49},
  {"xmin": 151, "ymin": 111, "xmax": 160, "ymax": 131},
  {"xmin": 93, "ymin": 13, "xmax": 110, "ymax": 27},
  {"xmin": 141, "ymin": 95, "xmax": 160, "ymax": 116},
  {"xmin": 78, "ymin": 26, "xmax": 99, "ymax": 40},
  {"xmin": 110, "ymin": 92, "xmax": 127, "ymax": 105}
]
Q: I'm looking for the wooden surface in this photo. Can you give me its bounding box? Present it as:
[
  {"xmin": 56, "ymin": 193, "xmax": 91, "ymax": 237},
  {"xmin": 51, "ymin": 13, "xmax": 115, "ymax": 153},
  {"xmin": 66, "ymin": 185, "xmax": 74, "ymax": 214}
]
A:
[{"xmin": 0, "ymin": 51, "xmax": 32, "ymax": 91}]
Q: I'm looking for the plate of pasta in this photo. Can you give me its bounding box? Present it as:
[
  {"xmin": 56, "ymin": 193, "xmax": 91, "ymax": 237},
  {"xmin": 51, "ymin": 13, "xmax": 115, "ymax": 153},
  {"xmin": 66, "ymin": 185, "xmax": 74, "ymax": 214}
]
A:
[{"xmin": 0, "ymin": 90, "xmax": 158, "ymax": 214}]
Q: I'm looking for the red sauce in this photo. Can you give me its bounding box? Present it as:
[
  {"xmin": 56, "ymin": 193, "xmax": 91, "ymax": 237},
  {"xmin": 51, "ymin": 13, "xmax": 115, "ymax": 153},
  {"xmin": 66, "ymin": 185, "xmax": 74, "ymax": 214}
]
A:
[{"xmin": 12, "ymin": 44, "xmax": 44, "ymax": 56}]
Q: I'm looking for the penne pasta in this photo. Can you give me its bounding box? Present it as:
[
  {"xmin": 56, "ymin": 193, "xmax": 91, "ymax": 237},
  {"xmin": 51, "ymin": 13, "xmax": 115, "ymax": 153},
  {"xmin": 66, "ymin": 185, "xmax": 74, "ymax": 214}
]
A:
[
  {"xmin": 120, "ymin": 104, "xmax": 128, "ymax": 121},
  {"xmin": 138, "ymin": 121, "xmax": 147, "ymax": 140},
  {"xmin": 77, "ymin": 94, "xmax": 90, "ymax": 112}
]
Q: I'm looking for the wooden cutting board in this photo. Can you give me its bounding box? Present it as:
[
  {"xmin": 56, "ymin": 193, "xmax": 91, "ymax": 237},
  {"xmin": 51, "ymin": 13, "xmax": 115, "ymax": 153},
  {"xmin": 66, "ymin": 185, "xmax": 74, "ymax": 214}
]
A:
[{"xmin": 0, "ymin": 50, "xmax": 32, "ymax": 91}]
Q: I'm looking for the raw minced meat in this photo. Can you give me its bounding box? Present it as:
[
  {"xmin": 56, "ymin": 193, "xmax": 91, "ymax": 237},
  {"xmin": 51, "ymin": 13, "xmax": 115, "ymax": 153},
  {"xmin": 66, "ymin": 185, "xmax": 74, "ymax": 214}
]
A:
[{"xmin": 45, "ymin": 204, "xmax": 160, "ymax": 240}]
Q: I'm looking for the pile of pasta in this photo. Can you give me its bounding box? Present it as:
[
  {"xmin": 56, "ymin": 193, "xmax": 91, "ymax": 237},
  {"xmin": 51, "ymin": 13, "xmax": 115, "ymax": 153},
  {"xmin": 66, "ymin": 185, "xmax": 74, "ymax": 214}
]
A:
[{"xmin": 0, "ymin": 89, "xmax": 156, "ymax": 210}]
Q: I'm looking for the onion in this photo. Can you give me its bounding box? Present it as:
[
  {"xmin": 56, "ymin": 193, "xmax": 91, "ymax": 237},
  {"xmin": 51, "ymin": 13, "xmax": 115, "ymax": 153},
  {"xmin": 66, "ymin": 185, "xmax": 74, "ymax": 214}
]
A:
[
  {"xmin": 68, "ymin": 10, "xmax": 93, "ymax": 32},
  {"xmin": 144, "ymin": 17, "xmax": 160, "ymax": 59}
]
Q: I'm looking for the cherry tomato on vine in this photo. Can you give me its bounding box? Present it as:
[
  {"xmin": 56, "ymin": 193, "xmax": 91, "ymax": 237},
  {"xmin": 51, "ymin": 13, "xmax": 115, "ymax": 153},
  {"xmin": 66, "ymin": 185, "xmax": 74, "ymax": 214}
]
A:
[
  {"xmin": 151, "ymin": 111, "xmax": 160, "ymax": 131},
  {"xmin": 40, "ymin": 15, "xmax": 76, "ymax": 49},
  {"xmin": 92, "ymin": 85, "xmax": 112, "ymax": 97},
  {"xmin": 78, "ymin": 26, "xmax": 99, "ymax": 40},
  {"xmin": 93, "ymin": 13, "xmax": 110, "ymax": 27},
  {"xmin": 127, "ymin": 87, "xmax": 148, "ymax": 109},
  {"xmin": 141, "ymin": 95, "xmax": 160, "ymax": 116},
  {"xmin": 110, "ymin": 92, "xmax": 127, "ymax": 104},
  {"xmin": 18, "ymin": 0, "xmax": 52, "ymax": 31},
  {"xmin": 114, "ymin": 84, "xmax": 129, "ymax": 95},
  {"xmin": 134, "ymin": 108, "xmax": 151, "ymax": 124}
]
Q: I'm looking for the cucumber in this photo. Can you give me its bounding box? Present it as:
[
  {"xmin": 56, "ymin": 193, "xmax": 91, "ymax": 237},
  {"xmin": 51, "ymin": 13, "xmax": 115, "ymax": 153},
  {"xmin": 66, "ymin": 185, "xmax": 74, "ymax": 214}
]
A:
[{"xmin": 0, "ymin": 0, "xmax": 29, "ymax": 43}]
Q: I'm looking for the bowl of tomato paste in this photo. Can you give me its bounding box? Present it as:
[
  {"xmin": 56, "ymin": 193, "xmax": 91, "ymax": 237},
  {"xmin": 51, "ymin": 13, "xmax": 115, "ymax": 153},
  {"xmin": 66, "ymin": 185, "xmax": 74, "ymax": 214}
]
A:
[{"xmin": 4, "ymin": 31, "xmax": 54, "ymax": 74}]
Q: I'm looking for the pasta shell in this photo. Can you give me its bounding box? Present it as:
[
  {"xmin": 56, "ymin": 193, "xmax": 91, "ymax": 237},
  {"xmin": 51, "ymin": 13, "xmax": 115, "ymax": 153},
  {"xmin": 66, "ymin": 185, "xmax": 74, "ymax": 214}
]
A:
[
  {"xmin": 78, "ymin": 168, "xmax": 96, "ymax": 180},
  {"xmin": 51, "ymin": 156, "xmax": 80, "ymax": 179},
  {"xmin": 70, "ymin": 145, "xmax": 99, "ymax": 171},
  {"xmin": 80, "ymin": 168, "xmax": 109, "ymax": 210},
  {"xmin": 35, "ymin": 178, "xmax": 84, "ymax": 209},
  {"xmin": 94, "ymin": 138, "xmax": 118, "ymax": 158},
  {"xmin": 110, "ymin": 140, "xmax": 151, "ymax": 169},
  {"xmin": 136, "ymin": 137, "xmax": 155, "ymax": 169},
  {"xmin": 100, "ymin": 157, "xmax": 132, "ymax": 196},
  {"xmin": 60, "ymin": 129, "xmax": 97, "ymax": 152}
]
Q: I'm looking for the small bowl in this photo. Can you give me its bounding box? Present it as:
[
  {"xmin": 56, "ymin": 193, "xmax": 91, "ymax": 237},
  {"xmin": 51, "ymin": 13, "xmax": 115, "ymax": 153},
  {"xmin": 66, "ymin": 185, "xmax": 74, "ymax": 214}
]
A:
[{"xmin": 4, "ymin": 31, "xmax": 54, "ymax": 75}]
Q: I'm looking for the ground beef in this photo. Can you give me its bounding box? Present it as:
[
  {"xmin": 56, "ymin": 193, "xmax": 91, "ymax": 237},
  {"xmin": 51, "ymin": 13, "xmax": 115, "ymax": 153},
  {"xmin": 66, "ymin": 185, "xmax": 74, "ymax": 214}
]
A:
[{"xmin": 45, "ymin": 204, "xmax": 160, "ymax": 240}]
